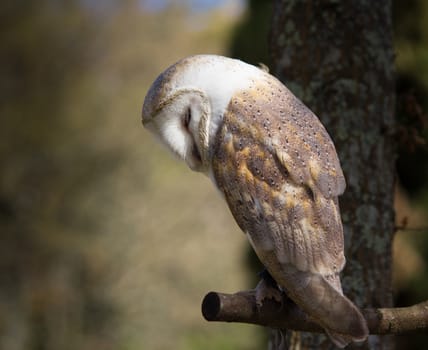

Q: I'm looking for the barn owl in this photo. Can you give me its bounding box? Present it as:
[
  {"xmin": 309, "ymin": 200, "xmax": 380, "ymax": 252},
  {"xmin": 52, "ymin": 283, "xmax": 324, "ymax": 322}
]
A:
[{"xmin": 142, "ymin": 55, "xmax": 368, "ymax": 347}]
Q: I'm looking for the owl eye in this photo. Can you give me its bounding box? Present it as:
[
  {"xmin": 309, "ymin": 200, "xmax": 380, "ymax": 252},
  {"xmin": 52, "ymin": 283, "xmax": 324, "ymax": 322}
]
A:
[{"xmin": 183, "ymin": 107, "xmax": 191, "ymax": 129}]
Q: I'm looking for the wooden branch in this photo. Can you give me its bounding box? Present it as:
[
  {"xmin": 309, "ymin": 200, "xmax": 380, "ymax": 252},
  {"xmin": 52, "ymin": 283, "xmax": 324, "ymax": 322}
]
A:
[{"xmin": 202, "ymin": 290, "xmax": 428, "ymax": 335}]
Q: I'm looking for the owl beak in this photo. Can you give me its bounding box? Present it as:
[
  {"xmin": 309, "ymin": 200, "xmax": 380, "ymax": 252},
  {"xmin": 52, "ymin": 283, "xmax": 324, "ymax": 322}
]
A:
[
  {"xmin": 141, "ymin": 99, "xmax": 153, "ymax": 127},
  {"xmin": 142, "ymin": 110, "xmax": 155, "ymax": 127},
  {"xmin": 141, "ymin": 106, "xmax": 149, "ymax": 125},
  {"xmin": 142, "ymin": 117, "xmax": 156, "ymax": 134}
]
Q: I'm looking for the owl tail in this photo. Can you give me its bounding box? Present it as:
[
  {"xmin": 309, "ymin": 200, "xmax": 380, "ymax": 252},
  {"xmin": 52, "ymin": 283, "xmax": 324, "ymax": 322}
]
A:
[{"xmin": 278, "ymin": 269, "xmax": 369, "ymax": 348}]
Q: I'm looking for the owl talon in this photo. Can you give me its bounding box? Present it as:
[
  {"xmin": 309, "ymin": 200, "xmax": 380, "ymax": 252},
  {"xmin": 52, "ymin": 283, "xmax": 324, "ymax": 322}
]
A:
[{"xmin": 255, "ymin": 270, "xmax": 283, "ymax": 307}]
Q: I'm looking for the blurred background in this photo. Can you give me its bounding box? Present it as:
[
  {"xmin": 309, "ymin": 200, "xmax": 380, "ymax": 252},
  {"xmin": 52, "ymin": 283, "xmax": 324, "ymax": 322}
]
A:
[{"xmin": 0, "ymin": 0, "xmax": 428, "ymax": 349}]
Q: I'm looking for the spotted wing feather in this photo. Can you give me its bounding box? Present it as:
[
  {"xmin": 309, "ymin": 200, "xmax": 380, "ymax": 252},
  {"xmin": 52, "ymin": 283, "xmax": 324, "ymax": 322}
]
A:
[
  {"xmin": 212, "ymin": 76, "xmax": 346, "ymax": 276},
  {"xmin": 211, "ymin": 76, "xmax": 368, "ymax": 346}
]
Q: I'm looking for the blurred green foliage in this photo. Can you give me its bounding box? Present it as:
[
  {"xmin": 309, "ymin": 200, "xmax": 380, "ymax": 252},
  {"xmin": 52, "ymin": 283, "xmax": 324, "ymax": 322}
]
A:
[
  {"xmin": 393, "ymin": 0, "xmax": 428, "ymax": 285},
  {"xmin": 389, "ymin": 0, "xmax": 428, "ymax": 348},
  {"xmin": 394, "ymin": 0, "xmax": 428, "ymax": 197},
  {"xmin": 0, "ymin": 1, "xmax": 262, "ymax": 349},
  {"xmin": 0, "ymin": 3, "xmax": 117, "ymax": 349}
]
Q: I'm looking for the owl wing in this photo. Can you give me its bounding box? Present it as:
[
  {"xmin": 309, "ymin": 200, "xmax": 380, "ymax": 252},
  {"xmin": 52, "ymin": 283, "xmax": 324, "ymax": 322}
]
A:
[
  {"xmin": 211, "ymin": 78, "xmax": 369, "ymax": 345},
  {"xmin": 211, "ymin": 77, "xmax": 346, "ymax": 276},
  {"xmin": 212, "ymin": 81, "xmax": 368, "ymax": 347}
]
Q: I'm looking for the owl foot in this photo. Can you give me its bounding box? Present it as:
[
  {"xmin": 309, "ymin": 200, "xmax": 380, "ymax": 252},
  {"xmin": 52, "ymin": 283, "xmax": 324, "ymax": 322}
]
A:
[{"xmin": 255, "ymin": 269, "xmax": 284, "ymax": 308}]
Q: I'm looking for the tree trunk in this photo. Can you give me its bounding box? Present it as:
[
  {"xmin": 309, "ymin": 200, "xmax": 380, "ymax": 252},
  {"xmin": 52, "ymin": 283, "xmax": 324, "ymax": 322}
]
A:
[{"xmin": 268, "ymin": 1, "xmax": 396, "ymax": 349}]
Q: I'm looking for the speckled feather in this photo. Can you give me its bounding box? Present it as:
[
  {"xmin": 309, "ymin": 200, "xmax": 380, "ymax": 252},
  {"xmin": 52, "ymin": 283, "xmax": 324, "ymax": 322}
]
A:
[
  {"xmin": 211, "ymin": 76, "xmax": 346, "ymax": 276},
  {"xmin": 210, "ymin": 73, "xmax": 368, "ymax": 346}
]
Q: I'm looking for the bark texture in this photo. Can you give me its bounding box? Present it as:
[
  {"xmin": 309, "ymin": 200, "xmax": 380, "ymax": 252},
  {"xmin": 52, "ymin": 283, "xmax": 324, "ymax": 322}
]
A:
[{"xmin": 269, "ymin": 1, "xmax": 396, "ymax": 349}]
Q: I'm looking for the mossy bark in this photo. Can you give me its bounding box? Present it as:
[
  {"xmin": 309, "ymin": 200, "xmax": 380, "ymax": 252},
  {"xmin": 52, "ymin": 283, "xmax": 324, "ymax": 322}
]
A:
[{"xmin": 268, "ymin": 1, "xmax": 396, "ymax": 349}]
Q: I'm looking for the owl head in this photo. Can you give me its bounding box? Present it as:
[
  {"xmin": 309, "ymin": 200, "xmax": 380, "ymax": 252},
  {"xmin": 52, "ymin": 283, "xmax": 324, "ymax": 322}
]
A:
[{"xmin": 142, "ymin": 55, "xmax": 264, "ymax": 173}]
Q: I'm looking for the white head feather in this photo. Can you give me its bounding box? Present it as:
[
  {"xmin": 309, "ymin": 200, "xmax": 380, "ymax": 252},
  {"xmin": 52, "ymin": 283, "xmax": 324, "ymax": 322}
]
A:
[{"xmin": 142, "ymin": 55, "xmax": 266, "ymax": 173}]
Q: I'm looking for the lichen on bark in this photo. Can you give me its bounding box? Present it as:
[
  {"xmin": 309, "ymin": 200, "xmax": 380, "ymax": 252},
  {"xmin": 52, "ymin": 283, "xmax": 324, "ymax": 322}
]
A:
[{"xmin": 269, "ymin": 0, "xmax": 396, "ymax": 349}]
